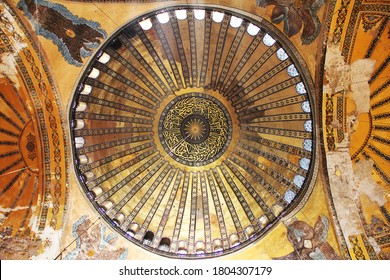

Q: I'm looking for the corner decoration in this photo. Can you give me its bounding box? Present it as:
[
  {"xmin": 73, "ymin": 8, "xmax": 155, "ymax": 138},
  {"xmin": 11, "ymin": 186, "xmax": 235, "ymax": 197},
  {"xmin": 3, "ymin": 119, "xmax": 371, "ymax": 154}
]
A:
[
  {"xmin": 257, "ymin": 0, "xmax": 325, "ymax": 45},
  {"xmin": 17, "ymin": 0, "xmax": 107, "ymax": 66}
]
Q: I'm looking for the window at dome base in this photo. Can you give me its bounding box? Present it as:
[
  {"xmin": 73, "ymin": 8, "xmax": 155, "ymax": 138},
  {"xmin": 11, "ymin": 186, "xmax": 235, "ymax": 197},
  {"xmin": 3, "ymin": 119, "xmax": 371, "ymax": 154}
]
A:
[{"xmin": 69, "ymin": 5, "xmax": 318, "ymax": 259}]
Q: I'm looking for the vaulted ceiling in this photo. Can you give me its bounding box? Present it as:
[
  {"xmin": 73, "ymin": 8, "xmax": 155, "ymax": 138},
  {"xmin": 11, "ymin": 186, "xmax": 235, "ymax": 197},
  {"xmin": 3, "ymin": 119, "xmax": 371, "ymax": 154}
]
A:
[{"xmin": 0, "ymin": 0, "xmax": 389, "ymax": 260}]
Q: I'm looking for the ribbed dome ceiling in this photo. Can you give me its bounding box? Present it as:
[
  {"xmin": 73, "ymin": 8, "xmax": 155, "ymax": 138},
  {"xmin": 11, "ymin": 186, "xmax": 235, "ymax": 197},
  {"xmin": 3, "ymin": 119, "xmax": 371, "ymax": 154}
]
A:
[{"xmin": 69, "ymin": 5, "xmax": 317, "ymax": 258}]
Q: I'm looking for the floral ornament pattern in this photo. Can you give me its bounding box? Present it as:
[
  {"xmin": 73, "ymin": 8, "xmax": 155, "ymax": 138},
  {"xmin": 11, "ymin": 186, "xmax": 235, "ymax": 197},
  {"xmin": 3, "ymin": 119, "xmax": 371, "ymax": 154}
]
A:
[
  {"xmin": 273, "ymin": 215, "xmax": 341, "ymax": 260},
  {"xmin": 257, "ymin": 0, "xmax": 325, "ymax": 45}
]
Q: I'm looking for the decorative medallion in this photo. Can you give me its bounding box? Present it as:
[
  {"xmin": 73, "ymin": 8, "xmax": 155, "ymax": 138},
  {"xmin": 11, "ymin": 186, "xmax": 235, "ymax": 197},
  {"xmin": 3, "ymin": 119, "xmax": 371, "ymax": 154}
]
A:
[
  {"xmin": 69, "ymin": 5, "xmax": 318, "ymax": 259},
  {"xmin": 26, "ymin": 133, "xmax": 37, "ymax": 161},
  {"xmin": 159, "ymin": 94, "xmax": 231, "ymax": 166}
]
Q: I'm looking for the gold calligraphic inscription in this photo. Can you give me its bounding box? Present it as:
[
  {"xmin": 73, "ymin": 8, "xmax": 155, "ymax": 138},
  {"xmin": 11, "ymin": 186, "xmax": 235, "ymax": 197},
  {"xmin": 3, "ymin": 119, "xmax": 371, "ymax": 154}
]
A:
[{"xmin": 159, "ymin": 94, "xmax": 231, "ymax": 166}]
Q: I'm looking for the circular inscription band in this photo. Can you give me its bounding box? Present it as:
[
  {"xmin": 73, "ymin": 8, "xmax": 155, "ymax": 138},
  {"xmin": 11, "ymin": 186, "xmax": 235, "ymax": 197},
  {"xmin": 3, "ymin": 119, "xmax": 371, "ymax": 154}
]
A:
[{"xmin": 158, "ymin": 93, "xmax": 232, "ymax": 166}]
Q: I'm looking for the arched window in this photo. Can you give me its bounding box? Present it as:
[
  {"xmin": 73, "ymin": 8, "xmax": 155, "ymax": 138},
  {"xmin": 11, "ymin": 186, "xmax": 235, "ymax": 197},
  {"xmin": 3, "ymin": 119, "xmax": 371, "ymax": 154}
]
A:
[
  {"xmin": 158, "ymin": 237, "xmax": 171, "ymax": 252},
  {"xmin": 142, "ymin": 231, "xmax": 154, "ymax": 246}
]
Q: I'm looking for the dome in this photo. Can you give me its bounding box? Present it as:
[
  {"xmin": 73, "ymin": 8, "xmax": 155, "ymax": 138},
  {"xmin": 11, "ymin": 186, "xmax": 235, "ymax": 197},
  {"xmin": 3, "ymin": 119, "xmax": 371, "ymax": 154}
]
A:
[{"xmin": 69, "ymin": 5, "xmax": 317, "ymax": 259}]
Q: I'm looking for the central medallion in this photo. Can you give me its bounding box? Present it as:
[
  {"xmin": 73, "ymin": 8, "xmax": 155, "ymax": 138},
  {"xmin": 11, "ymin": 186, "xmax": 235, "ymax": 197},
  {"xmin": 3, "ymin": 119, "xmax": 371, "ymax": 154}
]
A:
[
  {"xmin": 159, "ymin": 93, "xmax": 231, "ymax": 166},
  {"xmin": 180, "ymin": 114, "xmax": 210, "ymax": 144}
]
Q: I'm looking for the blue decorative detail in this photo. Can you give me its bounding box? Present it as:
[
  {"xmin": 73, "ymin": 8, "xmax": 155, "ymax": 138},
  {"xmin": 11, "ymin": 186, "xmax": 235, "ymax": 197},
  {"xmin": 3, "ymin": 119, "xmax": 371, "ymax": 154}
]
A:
[
  {"xmin": 293, "ymin": 175, "xmax": 305, "ymax": 188},
  {"xmin": 81, "ymin": 47, "xmax": 93, "ymax": 59},
  {"xmin": 299, "ymin": 158, "xmax": 310, "ymax": 170},
  {"xmin": 85, "ymin": 42, "xmax": 101, "ymax": 49},
  {"xmin": 118, "ymin": 249, "xmax": 129, "ymax": 260},
  {"xmin": 303, "ymin": 139, "xmax": 312, "ymax": 152},
  {"xmin": 287, "ymin": 64, "xmax": 299, "ymax": 77},
  {"xmin": 296, "ymin": 82, "xmax": 307, "ymax": 94},
  {"xmin": 63, "ymin": 215, "xmax": 88, "ymax": 260},
  {"xmin": 276, "ymin": 48, "xmax": 288, "ymax": 61},
  {"xmin": 304, "ymin": 120, "xmax": 312, "ymax": 132},
  {"xmin": 284, "ymin": 190, "xmax": 296, "ymax": 203},
  {"xmin": 99, "ymin": 225, "xmax": 116, "ymax": 250},
  {"xmin": 288, "ymin": 226, "xmax": 306, "ymax": 243},
  {"xmin": 309, "ymin": 247, "xmax": 327, "ymax": 260},
  {"xmin": 301, "ymin": 101, "xmax": 311, "ymax": 113}
]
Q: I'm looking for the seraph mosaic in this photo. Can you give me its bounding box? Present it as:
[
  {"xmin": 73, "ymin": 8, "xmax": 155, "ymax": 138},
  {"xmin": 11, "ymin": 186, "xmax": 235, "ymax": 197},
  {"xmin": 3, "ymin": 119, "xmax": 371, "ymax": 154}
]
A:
[
  {"xmin": 274, "ymin": 215, "xmax": 341, "ymax": 260},
  {"xmin": 257, "ymin": 0, "xmax": 325, "ymax": 45},
  {"xmin": 63, "ymin": 216, "xmax": 128, "ymax": 260},
  {"xmin": 18, "ymin": 0, "xmax": 107, "ymax": 66}
]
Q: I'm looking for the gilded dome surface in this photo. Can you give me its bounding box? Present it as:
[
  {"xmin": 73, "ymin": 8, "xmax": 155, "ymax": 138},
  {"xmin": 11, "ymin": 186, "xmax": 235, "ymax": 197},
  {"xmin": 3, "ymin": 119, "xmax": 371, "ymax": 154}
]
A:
[{"xmin": 70, "ymin": 5, "xmax": 317, "ymax": 258}]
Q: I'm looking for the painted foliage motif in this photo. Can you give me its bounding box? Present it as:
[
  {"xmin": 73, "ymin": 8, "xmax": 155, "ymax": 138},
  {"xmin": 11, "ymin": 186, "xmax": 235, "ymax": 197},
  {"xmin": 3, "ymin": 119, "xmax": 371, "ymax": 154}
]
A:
[
  {"xmin": 18, "ymin": 0, "xmax": 107, "ymax": 66},
  {"xmin": 257, "ymin": 0, "xmax": 325, "ymax": 44}
]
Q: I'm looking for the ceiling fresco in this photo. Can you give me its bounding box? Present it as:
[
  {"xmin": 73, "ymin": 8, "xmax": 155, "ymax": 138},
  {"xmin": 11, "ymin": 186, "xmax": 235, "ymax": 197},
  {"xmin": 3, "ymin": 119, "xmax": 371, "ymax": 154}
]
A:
[{"xmin": 68, "ymin": 5, "xmax": 318, "ymax": 258}]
